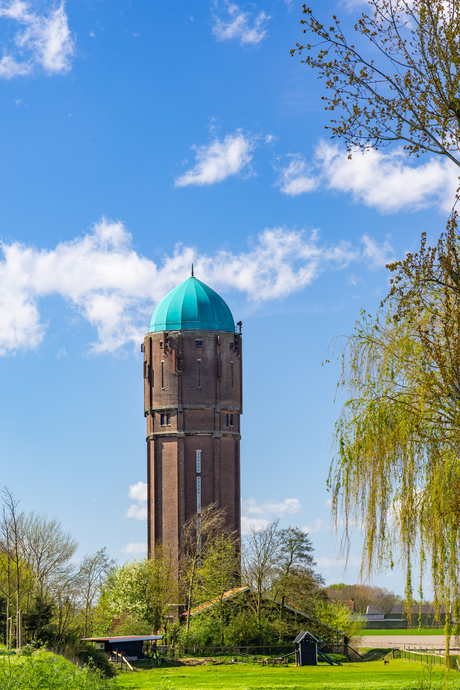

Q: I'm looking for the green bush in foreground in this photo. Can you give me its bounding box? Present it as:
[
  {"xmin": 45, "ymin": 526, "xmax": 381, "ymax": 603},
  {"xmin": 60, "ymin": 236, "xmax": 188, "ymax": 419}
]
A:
[{"xmin": 0, "ymin": 649, "xmax": 117, "ymax": 689}]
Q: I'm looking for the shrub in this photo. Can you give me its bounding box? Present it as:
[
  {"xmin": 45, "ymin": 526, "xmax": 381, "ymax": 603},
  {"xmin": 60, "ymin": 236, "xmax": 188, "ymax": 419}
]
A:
[{"xmin": 0, "ymin": 649, "xmax": 117, "ymax": 689}]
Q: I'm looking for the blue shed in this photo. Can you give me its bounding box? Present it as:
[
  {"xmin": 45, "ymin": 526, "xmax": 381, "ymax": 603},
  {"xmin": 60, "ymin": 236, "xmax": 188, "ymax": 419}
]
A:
[{"xmin": 82, "ymin": 634, "xmax": 163, "ymax": 660}]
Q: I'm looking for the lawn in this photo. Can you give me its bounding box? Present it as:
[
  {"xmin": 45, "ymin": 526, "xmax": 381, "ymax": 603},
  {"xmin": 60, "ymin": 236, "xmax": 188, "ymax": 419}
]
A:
[
  {"xmin": 115, "ymin": 660, "xmax": 460, "ymax": 690},
  {"xmin": 363, "ymin": 628, "xmax": 445, "ymax": 636}
]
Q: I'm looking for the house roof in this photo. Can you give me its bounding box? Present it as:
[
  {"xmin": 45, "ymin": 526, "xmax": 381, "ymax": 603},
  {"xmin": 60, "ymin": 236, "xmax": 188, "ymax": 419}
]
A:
[
  {"xmin": 182, "ymin": 586, "xmax": 344, "ymax": 635},
  {"xmin": 182, "ymin": 586, "xmax": 249, "ymax": 616},
  {"xmin": 366, "ymin": 604, "xmax": 449, "ymax": 615}
]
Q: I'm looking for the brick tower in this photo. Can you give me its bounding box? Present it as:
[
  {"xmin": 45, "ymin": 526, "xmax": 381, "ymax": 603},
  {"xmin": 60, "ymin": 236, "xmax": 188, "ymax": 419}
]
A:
[{"xmin": 143, "ymin": 271, "xmax": 242, "ymax": 561}]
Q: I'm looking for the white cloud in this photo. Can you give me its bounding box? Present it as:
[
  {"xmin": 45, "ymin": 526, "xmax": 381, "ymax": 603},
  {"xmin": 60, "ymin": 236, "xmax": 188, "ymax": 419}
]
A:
[
  {"xmin": 128, "ymin": 481, "xmax": 147, "ymax": 502},
  {"xmin": 211, "ymin": 1, "xmax": 270, "ymax": 46},
  {"xmin": 361, "ymin": 234, "xmax": 395, "ymax": 269},
  {"xmin": 0, "ymin": 218, "xmax": 392, "ymax": 355},
  {"xmin": 276, "ymin": 142, "xmax": 459, "ymax": 213},
  {"xmin": 241, "ymin": 497, "xmax": 302, "ymax": 534},
  {"xmin": 0, "ymin": 1, "xmax": 75, "ymax": 78},
  {"xmin": 125, "ymin": 504, "xmax": 147, "ymax": 520},
  {"xmin": 175, "ymin": 130, "xmax": 255, "ymax": 187},
  {"xmin": 302, "ymin": 518, "xmax": 324, "ymax": 534},
  {"xmin": 276, "ymin": 154, "xmax": 318, "ymax": 196},
  {"xmin": 241, "ymin": 516, "xmax": 269, "ymax": 535},
  {"xmin": 0, "ymin": 54, "xmax": 31, "ymax": 77},
  {"xmin": 242, "ymin": 497, "xmax": 302, "ymax": 518},
  {"xmin": 241, "ymin": 498, "xmax": 302, "ymax": 535},
  {"xmin": 315, "ymin": 555, "xmax": 361, "ymax": 570},
  {"xmin": 121, "ymin": 542, "xmax": 147, "ymax": 555},
  {"xmin": 125, "ymin": 481, "xmax": 147, "ymax": 520}
]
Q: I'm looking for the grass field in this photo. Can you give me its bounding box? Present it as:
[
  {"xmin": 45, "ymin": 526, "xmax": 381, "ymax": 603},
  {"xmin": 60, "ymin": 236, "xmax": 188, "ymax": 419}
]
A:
[
  {"xmin": 363, "ymin": 628, "xmax": 445, "ymax": 636},
  {"xmin": 115, "ymin": 660, "xmax": 460, "ymax": 690}
]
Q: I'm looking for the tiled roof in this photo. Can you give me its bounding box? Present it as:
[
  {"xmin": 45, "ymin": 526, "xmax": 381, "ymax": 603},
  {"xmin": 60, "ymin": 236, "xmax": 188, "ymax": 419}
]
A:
[{"xmin": 182, "ymin": 586, "xmax": 249, "ymax": 617}]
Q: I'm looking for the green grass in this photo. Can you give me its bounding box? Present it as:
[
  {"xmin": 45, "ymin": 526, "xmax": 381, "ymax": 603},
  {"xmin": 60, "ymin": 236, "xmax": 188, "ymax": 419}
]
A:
[
  {"xmin": 0, "ymin": 649, "xmax": 116, "ymax": 689},
  {"xmin": 115, "ymin": 660, "xmax": 460, "ymax": 690},
  {"xmin": 362, "ymin": 628, "xmax": 445, "ymax": 636}
]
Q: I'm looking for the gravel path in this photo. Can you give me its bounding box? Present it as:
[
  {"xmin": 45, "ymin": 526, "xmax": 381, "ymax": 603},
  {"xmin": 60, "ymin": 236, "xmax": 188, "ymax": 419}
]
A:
[{"xmin": 361, "ymin": 635, "xmax": 446, "ymax": 649}]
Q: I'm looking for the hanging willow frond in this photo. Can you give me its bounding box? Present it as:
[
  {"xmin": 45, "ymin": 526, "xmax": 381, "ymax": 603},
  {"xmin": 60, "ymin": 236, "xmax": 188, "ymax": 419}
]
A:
[{"xmin": 331, "ymin": 219, "xmax": 460, "ymax": 651}]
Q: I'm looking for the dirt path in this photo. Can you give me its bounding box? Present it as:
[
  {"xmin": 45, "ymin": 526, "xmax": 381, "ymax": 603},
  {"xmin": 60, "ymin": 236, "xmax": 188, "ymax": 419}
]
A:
[{"xmin": 361, "ymin": 635, "xmax": 447, "ymax": 650}]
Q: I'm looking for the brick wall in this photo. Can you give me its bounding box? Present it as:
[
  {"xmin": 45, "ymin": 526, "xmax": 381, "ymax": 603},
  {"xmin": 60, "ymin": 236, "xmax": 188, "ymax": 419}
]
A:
[{"xmin": 144, "ymin": 329, "xmax": 242, "ymax": 557}]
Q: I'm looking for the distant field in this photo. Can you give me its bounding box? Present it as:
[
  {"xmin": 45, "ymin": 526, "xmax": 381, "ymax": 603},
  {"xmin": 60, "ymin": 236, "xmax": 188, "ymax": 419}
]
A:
[
  {"xmin": 116, "ymin": 660, "xmax": 458, "ymax": 690},
  {"xmin": 362, "ymin": 628, "xmax": 445, "ymax": 636}
]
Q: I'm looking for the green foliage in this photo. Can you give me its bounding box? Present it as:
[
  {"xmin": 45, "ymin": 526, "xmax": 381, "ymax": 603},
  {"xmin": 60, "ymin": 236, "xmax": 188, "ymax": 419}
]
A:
[
  {"xmin": 110, "ymin": 614, "xmax": 152, "ymax": 637},
  {"xmin": 0, "ymin": 649, "xmax": 116, "ymax": 689},
  {"xmin": 72, "ymin": 642, "xmax": 117, "ymax": 678},
  {"xmin": 176, "ymin": 615, "xmax": 224, "ymax": 647},
  {"xmin": 314, "ymin": 600, "xmax": 364, "ymax": 646},
  {"xmin": 100, "ymin": 550, "xmax": 177, "ymax": 635},
  {"xmin": 329, "ymin": 223, "xmax": 460, "ymax": 650}
]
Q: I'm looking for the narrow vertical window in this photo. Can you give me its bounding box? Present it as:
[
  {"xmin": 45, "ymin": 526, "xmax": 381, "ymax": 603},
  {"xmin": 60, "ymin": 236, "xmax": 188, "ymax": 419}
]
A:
[
  {"xmin": 197, "ymin": 476, "xmax": 201, "ymax": 514},
  {"xmin": 161, "ymin": 360, "xmax": 164, "ymax": 389},
  {"xmin": 230, "ymin": 413, "xmax": 234, "ymax": 427},
  {"xmin": 161, "ymin": 413, "xmax": 165, "ymax": 426},
  {"xmin": 196, "ymin": 450, "xmax": 202, "ymax": 474},
  {"xmin": 231, "ymin": 361, "xmax": 234, "ymax": 390},
  {"xmin": 225, "ymin": 413, "xmax": 229, "ymax": 427},
  {"xmin": 166, "ymin": 413, "xmax": 171, "ymax": 426},
  {"xmin": 197, "ymin": 359, "xmax": 202, "ymax": 389}
]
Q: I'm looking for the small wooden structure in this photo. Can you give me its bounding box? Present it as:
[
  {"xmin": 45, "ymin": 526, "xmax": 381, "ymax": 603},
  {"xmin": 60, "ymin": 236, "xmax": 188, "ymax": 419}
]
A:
[
  {"xmin": 81, "ymin": 634, "xmax": 163, "ymax": 661},
  {"xmin": 294, "ymin": 631, "xmax": 318, "ymax": 666}
]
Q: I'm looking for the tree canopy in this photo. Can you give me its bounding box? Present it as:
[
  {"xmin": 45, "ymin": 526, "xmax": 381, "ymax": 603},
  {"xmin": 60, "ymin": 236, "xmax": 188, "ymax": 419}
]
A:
[
  {"xmin": 330, "ymin": 222, "xmax": 460, "ymax": 642},
  {"xmin": 292, "ymin": 0, "xmax": 460, "ymax": 166}
]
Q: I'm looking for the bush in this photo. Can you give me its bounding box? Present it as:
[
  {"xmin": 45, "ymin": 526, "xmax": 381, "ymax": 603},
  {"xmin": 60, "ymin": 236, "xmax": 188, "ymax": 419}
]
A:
[
  {"xmin": 177, "ymin": 616, "xmax": 225, "ymax": 647},
  {"xmin": 51, "ymin": 642, "xmax": 118, "ymax": 678},
  {"xmin": 0, "ymin": 649, "xmax": 117, "ymax": 689}
]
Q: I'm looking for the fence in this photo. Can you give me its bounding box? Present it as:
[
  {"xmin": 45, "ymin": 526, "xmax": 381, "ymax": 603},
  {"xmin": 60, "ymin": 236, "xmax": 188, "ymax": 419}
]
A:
[
  {"xmin": 172, "ymin": 645, "xmax": 295, "ymax": 659},
  {"xmin": 159, "ymin": 643, "xmax": 363, "ymax": 663},
  {"xmin": 394, "ymin": 648, "xmax": 450, "ymax": 667}
]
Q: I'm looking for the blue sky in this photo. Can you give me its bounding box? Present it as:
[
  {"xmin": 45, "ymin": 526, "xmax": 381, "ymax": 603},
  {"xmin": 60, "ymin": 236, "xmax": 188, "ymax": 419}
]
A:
[{"xmin": 0, "ymin": 0, "xmax": 455, "ymax": 596}]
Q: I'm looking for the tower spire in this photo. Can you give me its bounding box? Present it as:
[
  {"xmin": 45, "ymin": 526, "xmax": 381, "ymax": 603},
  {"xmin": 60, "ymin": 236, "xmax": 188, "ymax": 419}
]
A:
[{"xmin": 191, "ymin": 263, "xmax": 194, "ymax": 277}]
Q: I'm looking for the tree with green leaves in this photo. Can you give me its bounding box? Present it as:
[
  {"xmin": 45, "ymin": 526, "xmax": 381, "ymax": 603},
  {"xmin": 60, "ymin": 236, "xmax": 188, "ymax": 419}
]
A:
[
  {"xmin": 196, "ymin": 533, "xmax": 240, "ymax": 642},
  {"xmin": 79, "ymin": 548, "xmax": 115, "ymax": 638},
  {"xmin": 241, "ymin": 520, "xmax": 279, "ymax": 638},
  {"xmin": 291, "ymin": 0, "xmax": 460, "ymax": 168},
  {"xmin": 330, "ymin": 220, "xmax": 460, "ymax": 651},
  {"xmin": 272, "ymin": 526, "xmax": 319, "ymax": 610},
  {"xmin": 146, "ymin": 544, "xmax": 178, "ymax": 634},
  {"xmin": 180, "ymin": 503, "xmax": 231, "ymax": 633},
  {"xmin": 102, "ymin": 549, "xmax": 177, "ymax": 635}
]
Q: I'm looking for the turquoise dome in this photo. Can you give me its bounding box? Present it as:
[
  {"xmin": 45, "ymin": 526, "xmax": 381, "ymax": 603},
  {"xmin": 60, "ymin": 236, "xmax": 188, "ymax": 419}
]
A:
[{"xmin": 150, "ymin": 276, "xmax": 235, "ymax": 333}]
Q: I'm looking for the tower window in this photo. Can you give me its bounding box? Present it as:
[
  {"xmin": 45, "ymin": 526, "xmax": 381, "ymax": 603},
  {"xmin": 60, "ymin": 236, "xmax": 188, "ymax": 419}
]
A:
[
  {"xmin": 197, "ymin": 476, "xmax": 201, "ymax": 514},
  {"xmin": 230, "ymin": 342, "xmax": 234, "ymax": 349},
  {"xmin": 161, "ymin": 361, "xmax": 165, "ymax": 389},
  {"xmin": 160, "ymin": 341, "xmax": 163, "ymax": 349},
  {"xmin": 161, "ymin": 413, "xmax": 171, "ymax": 427},
  {"xmin": 225, "ymin": 413, "xmax": 234, "ymax": 427},
  {"xmin": 196, "ymin": 450, "xmax": 202, "ymax": 474},
  {"xmin": 197, "ymin": 359, "xmax": 202, "ymax": 389},
  {"xmin": 195, "ymin": 340, "xmax": 202, "ymax": 347},
  {"xmin": 231, "ymin": 361, "xmax": 234, "ymax": 390}
]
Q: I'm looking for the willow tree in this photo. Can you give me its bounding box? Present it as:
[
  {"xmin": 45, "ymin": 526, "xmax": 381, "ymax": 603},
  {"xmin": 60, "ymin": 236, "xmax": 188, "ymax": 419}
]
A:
[
  {"xmin": 291, "ymin": 0, "xmax": 460, "ymax": 167},
  {"xmin": 331, "ymin": 219, "xmax": 460, "ymax": 648}
]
